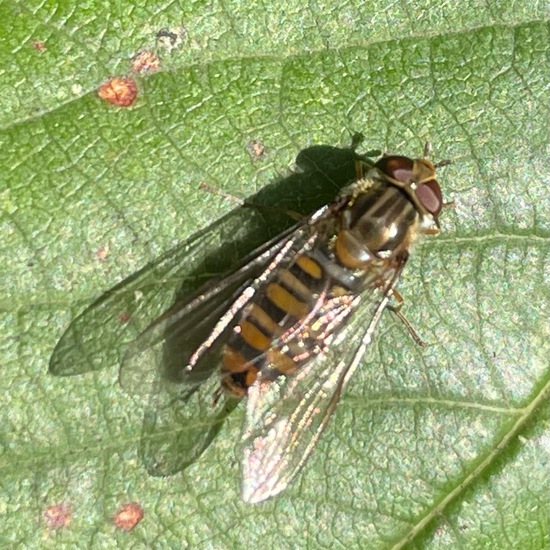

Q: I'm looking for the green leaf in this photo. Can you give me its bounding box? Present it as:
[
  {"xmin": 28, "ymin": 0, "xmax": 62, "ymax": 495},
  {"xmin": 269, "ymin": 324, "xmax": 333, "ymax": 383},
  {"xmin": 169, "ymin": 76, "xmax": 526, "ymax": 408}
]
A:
[{"xmin": 1, "ymin": 0, "xmax": 549, "ymax": 547}]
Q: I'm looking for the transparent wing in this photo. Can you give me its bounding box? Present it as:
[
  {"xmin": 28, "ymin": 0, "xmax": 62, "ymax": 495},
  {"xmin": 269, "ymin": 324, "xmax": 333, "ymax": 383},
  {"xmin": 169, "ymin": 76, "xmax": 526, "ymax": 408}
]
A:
[
  {"xmin": 240, "ymin": 263, "xmax": 404, "ymax": 503},
  {"xmin": 138, "ymin": 373, "xmax": 240, "ymax": 476},
  {"xmin": 49, "ymin": 142, "xmax": 369, "ymax": 377},
  {"xmin": 119, "ymin": 219, "xmax": 313, "ymax": 395},
  {"xmin": 126, "ymin": 210, "xmax": 333, "ymax": 476},
  {"xmin": 49, "ymin": 141, "xmax": 376, "ymax": 477},
  {"xmin": 49, "ymin": 204, "xmax": 298, "ymax": 377}
]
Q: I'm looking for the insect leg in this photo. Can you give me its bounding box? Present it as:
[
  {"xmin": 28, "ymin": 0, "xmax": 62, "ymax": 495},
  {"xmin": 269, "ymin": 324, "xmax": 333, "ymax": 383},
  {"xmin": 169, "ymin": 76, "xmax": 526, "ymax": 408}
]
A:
[
  {"xmin": 198, "ymin": 181, "xmax": 245, "ymax": 206},
  {"xmin": 199, "ymin": 181, "xmax": 304, "ymax": 221},
  {"xmin": 387, "ymin": 289, "xmax": 427, "ymax": 347}
]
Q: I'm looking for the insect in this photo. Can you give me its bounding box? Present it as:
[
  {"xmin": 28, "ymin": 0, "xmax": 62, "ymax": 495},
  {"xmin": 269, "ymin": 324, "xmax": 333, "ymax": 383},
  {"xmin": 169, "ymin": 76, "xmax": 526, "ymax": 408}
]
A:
[{"xmin": 50, "ymin": 143, "xmax": 447, "ymax": 504}]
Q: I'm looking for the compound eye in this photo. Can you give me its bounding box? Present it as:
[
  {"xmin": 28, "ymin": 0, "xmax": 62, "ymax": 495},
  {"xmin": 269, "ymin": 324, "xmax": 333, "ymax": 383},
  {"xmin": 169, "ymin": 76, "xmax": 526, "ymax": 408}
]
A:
[
  {"xmin": 416, "ymin": 179, "xmax": 443, "ymax": 216},
  {"xmin": 374, "ymin": 156, "xmax": 414, "ymax": 184}
]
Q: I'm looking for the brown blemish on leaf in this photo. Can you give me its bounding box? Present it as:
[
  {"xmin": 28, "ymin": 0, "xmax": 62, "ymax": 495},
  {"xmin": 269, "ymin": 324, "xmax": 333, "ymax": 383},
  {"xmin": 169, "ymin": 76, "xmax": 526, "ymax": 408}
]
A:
[
  {"xmin": 94, "ymin": 245, "xmax": 109, "ymax": 261},
  {"xmin": 113, "ymin": 502, "xmax": 144, "ymax": 531},
  {"xmin": 131, "ymin": 51, "xmax": 161, "ymax": 74},
  {"xmin": 31, "ymin": 40, "xmax": 46, "ymax": 52},
  {"xmin": 44, "ymin": 503, "xmax": 71, "ymax": 529},
  {"xmin": 118, "ymin": 311, "xmax": 131, "ymax": 323},
  {"xmin": 98, "ymin": 77, "xmax": 138, "ymax": 107},
  {"xmin": 247, "ymin": 140, "xmax": 267, "ymax": 161}
]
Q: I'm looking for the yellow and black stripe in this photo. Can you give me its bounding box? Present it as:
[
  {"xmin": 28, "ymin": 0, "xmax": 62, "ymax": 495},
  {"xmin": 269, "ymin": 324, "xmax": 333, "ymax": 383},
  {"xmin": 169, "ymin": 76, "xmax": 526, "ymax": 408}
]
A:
[{"xmin": 221, "ymin": 252, "xmax": 326, "ymax": 395}]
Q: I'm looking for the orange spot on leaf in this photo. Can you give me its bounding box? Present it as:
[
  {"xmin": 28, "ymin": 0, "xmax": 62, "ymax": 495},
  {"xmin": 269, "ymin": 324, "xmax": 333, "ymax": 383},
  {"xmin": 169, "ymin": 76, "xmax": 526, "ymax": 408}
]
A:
[
  {"xmin": 98, "ymin": 77, "xmax": 138, "ymax": 107},
  {"xmin": 113, "ymin": 502, "xmax": 144, "ymax": 531},
  {"xmin": 44, "ymin": 503, "xmax": 71, "ymax": 529}
]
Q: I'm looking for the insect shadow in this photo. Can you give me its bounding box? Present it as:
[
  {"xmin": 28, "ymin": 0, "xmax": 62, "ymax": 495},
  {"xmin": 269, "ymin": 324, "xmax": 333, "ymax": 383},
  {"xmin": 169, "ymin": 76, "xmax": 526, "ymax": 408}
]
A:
[{"xmin": 49, "ymin": 140, "xmax": 377, "ymax": 476}]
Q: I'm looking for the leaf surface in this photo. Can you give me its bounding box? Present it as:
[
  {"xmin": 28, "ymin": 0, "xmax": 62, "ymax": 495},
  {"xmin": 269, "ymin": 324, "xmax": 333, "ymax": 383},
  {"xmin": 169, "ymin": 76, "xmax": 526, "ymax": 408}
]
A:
[{"xmin": 1, "ymin": 2, "xmax": 549, "ymax": 548}]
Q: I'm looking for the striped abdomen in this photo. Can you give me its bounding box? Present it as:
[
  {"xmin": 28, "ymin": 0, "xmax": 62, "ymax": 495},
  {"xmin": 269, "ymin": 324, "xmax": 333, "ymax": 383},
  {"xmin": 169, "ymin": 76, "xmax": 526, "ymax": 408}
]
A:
[{"xmin": 221, "ymin": 252, "xmax": 329, "ymax": 395}]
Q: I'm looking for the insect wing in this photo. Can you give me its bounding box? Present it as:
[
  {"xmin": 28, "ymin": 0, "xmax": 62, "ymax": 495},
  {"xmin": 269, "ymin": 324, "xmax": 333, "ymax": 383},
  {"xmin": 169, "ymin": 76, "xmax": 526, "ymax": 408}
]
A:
[
  {"xmin": 49, "ymin": 205, "xmax": 294, "ymax": 377},
  {"xmin": 240, "ymin": 265, "xmax": 403, "ymax": 504},
  {"xmin": 138, "ymin": 373, "xmax": 240, "ymax": 476},
  {"xmin": 49, "ymin": 142, "xmax": 370, "ymax": 378},
  {"xmin": 127, "ymin": 214, "xmax": 331, "ymax": 476},
  {"xmin": 127, "ymin": 232, "xmax": 301, "ymax": 475}
]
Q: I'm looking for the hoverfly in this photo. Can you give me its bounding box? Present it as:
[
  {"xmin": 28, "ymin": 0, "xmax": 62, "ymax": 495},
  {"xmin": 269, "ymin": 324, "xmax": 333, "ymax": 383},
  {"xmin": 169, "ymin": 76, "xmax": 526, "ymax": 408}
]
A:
[{"xmin": 50, "ymin": 142, "xmax": 447, "ymax": 504}]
